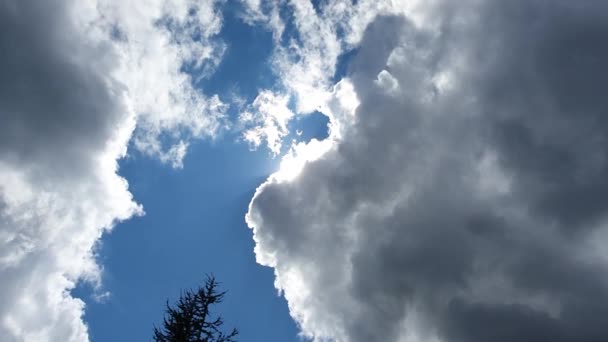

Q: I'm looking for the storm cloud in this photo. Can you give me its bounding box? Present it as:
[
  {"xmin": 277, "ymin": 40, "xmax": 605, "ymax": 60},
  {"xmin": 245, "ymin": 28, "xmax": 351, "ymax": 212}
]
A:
[
  {"xmin": 0, "ymin": 0, "xmax": 225, "ymax": 340},
  {"xmin": 247, "ymin": 1, "xmax": 608, "ymax": 341}
]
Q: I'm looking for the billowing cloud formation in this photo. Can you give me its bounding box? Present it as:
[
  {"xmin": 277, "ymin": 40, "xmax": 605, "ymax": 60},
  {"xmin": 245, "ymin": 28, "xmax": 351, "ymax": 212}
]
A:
[
  {"xmin": 239, "ymin": 0, "xmax": 429, "ymax": 151},
  {"xmin": 0, "ymin": 0, "xmax": 224, "ymax": 340},
  {"xmin": 242, "ymin": 0, "xmax": 432, "ymax": 115},
  {"xmin": 247, "ymin": 1, "xmax": 608, "ymax": 341}
]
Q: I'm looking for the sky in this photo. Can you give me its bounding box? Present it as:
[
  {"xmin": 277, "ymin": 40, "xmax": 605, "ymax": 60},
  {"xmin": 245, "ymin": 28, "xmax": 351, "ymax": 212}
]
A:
[{"xmin": 3, "ymin": 1, "xmax": 608, "ymax": 342}]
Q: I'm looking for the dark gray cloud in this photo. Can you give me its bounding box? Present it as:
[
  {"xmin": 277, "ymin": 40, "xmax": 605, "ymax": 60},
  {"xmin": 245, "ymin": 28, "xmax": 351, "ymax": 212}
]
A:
[
  {"xmin": 0, "ymin": 0, "xmax": 226, "ymax": 340},
  {"xmin": 247, "ymin": 1, "xmax": 608, "ymax": 341},
  {"xmin": 476, "ymin": 1, "xmax": 608, "ymax": 231},
  {"xmin": 0, "ymin": 0, "xmax": 125, "ymax": 176},
  {"xmin": 0, "ymin": 1, "xmax": 140, "ymax": 341}
]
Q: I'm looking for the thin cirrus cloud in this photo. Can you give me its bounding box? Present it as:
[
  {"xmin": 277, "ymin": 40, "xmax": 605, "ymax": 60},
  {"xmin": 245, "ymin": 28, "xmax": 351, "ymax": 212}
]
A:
[
  {"xmin": 0, "ymin": 0, "xmax": 227, "ymax": 340},
  {"xmin": 247, "ymin": 1, "xmax": 608, "ymax": 342}
]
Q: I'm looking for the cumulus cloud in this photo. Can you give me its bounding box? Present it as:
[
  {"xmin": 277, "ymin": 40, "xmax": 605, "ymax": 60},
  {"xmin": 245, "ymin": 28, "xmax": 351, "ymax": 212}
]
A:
[
  {"xmin": 247, "ymin": 1, "xmax": 608, "ymax": 341},
  {"xmin": 240, "ymin": 0, "xmax": 439, "ymax": 113},
  {"xmin": 238, "ymin": 0, "xmax": 432, "ymax": 151},
  {"xmin": 0, "ymin": 0, "xmax": 225, "ymax": 340}
]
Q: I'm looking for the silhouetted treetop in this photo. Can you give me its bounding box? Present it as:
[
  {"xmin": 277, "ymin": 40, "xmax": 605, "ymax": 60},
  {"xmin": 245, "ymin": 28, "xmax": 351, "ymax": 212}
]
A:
[{"xmin": 153, "ymin": 275, "xmax": 238, "ymax": 342}]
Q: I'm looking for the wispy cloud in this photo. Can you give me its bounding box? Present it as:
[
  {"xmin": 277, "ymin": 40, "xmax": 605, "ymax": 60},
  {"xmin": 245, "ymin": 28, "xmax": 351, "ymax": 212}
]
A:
[{"xmin": 240, "ymin": 90, "xmax": 294, "ymax": 155}]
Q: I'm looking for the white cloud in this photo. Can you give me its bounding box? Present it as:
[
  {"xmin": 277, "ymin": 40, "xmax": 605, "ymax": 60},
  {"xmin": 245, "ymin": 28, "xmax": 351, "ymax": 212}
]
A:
[
  {"xmin": 0, "ymin": 0, "xmax": 226, "ymax": 340},
  {"xmin": 96, "ymin": 0, "xmax": 229, "ymax": 168},
  {"xmin": 247, "ymin": 1, "xmax": 608, "ymax": 341},
  {"xmin": 238, "ymin": 0, "xmax": 437, "ymax": 153},
  {"xmin": 240, "ymin": 90, "xmax": 294, "ymax": 155},
  {"xmin": 240, "ymin": 0, "xmax": 347, "ymax": 137}
]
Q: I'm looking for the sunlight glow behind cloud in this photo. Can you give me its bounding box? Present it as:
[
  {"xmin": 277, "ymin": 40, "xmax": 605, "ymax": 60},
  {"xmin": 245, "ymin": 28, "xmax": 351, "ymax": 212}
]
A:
[
  {"xmin": 246, "ymin": 1, "xmax": 608, "ymax": 342},
  {"xmin": 5, "ymin": 0, "xmax": 608, "ymax": 341}
]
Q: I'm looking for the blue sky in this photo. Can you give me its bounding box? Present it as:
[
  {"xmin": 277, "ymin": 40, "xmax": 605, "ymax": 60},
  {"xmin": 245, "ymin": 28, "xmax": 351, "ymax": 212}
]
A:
[
  {"xmin": 73, "ymin": 2, "xmax": 330, "ymax": 340},
  {"xmin": 77, "ymin": 99, "xmax": 330, "ymax": 342},
  {"xmin": 4, "ymin": 1, "xmax": 608, "ymax": 342},
  {"xmin": 76, "ymin": 142, "xmax": 297, "ymax": 341}
]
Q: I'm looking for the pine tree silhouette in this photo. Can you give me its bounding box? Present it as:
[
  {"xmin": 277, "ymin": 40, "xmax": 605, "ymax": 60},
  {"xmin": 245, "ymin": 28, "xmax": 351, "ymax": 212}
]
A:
[{"xmin": 154, "ymin": 275, "xmax": 238, "ymax": 342}]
